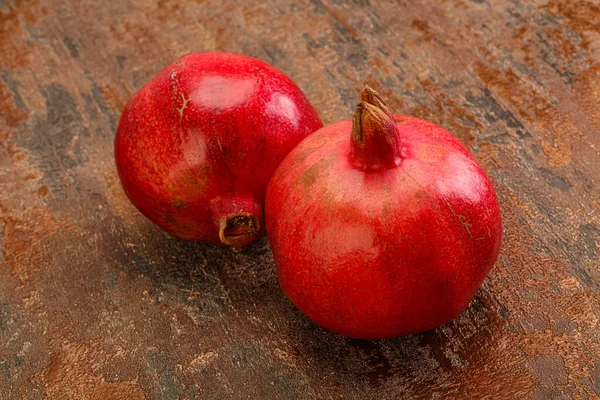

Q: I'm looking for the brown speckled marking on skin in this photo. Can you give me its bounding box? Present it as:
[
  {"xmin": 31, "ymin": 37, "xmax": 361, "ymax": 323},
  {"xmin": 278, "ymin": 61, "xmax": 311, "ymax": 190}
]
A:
[
  {"xmin": 0, "ymin": 0, "xmax": 599, "ymax": 398},
  {"xmin": 299, "ymin": 154, "xmax": 334, "ymax": 188}
]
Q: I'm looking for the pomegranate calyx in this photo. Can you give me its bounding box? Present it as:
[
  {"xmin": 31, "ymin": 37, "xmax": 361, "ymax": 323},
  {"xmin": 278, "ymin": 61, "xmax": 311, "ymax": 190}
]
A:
[
  {"xmin": 210, "ymin": 195, "xmax": 262, "ymax": 247},
  {"xmin": 350, "ymin": 86, "xmax": 403, "ymax": 170},
  {"xmin": 359, "ymin": 85, "xmax": 394, "ymax": 119},
  {"xmin": 218, "ymin": 213, "xmax": 260, "ymax": 248}
]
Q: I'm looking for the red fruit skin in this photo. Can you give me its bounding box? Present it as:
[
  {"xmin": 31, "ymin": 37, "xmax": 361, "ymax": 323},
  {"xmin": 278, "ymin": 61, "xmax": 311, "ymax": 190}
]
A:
[
  {"xmin": 115, "ymin": 52, "xmax": 323, "ymax": 246},
  {"xmin": 266, "ymin": 115, "xmax": 502, "ymax": 340}
]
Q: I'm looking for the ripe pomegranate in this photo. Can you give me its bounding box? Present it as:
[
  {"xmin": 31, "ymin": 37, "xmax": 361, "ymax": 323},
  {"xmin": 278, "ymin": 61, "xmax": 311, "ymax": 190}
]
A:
[
  {"xmin": 115, "ymin": 52, "xmax": 323, "ymax": 247},
  {"xmin": 266, "ymin": 86, "xmax": 502, "ymax": 339}
]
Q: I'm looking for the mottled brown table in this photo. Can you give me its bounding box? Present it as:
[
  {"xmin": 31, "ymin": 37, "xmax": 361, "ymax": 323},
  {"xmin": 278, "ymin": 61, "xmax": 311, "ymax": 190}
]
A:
[{"xmin": 1, "ymin": 0, "xmax": 599, "ymax": 399}]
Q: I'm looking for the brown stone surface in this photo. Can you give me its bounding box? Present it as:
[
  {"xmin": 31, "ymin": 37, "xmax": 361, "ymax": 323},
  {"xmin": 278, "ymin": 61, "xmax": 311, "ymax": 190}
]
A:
[{"xmin": 0, "ymin": 0, "xmax": 599, "ymax": 398}]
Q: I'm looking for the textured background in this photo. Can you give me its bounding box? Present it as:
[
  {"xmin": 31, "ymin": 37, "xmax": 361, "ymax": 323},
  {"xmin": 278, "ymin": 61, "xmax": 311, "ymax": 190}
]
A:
[{"xmin": 0, "ymin": 0, "xmax": 599, "ymax": 398}]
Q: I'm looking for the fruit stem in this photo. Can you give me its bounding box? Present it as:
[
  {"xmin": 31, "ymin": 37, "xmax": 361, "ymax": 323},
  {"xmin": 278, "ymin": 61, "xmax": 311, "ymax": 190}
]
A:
[
  {"xmin": 350, "ymin": 86, "xmax": 402, "ymax": 170},
  {"xmin": 210, "ymin": 197, "xmax": 261, "ymax": 247}
]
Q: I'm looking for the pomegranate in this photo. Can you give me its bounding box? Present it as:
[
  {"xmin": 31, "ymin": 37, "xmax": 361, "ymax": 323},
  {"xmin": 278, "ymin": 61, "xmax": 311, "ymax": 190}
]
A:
[
  {"xmin": 266, "ymin": 86, "xmax": 502, "ymax": 339},
  {"xmin": 115, "ymin": 52, "xmax": 323, "ymax": 247}
]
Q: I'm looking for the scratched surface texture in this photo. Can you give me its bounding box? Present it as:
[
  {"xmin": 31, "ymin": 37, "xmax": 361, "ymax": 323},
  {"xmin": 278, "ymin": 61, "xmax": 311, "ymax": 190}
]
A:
[{"xmin": 0, "ymin": 0, "xmax": 599, "ymax": 399}]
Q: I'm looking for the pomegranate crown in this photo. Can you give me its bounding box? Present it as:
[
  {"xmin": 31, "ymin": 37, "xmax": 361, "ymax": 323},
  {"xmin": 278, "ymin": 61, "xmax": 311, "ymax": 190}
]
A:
[{"xmin": 350, "ymin": 86, "xmax": 402, "ymax": 170}]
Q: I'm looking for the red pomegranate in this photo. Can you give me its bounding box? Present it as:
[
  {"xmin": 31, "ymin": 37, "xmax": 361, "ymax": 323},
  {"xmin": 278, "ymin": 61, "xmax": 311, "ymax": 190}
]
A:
[
  {"xmin": 266, "ymin": 86, "xmax": 502, "ymax": 339},
  {"xmin": 115, "ymin": 52, "xmax": 323, "ymax": 247}
]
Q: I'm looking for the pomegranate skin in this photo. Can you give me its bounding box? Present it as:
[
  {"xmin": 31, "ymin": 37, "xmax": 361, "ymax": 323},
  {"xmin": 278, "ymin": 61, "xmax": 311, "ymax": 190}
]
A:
[
  {"xmin": 115, "ymin": 52, "xmax": 323, "ymax": 246},
  {"xmin": 266, "ymin": 91, "xmax": 502, "ymax": 339}
]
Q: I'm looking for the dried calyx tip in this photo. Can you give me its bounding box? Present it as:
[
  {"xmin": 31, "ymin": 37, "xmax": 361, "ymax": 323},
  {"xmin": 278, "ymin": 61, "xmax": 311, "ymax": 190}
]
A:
[
  {"xmin": 351, "ymin": 86, "xmax": 395, "ymax": 143},
  {"xmin": 350, "ymin": 86, "xmax": 402, "ymax": 169},
  {"xmin": 360, "ymin": 85, "xmax": 393, "ymax": 117},
  {"xmin": 352, "ymin": 102, "xmax": 391, "ymax": 141}
]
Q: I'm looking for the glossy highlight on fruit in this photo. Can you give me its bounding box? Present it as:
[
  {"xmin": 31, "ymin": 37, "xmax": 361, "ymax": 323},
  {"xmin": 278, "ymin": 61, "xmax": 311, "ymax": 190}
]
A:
[
  {"xmin": 266, "ymin": 86, "xmax": 502, "ymax": 339},
  {"xmin": 115, "ymin": 52, "xmax": 323, "ymax": 247}
]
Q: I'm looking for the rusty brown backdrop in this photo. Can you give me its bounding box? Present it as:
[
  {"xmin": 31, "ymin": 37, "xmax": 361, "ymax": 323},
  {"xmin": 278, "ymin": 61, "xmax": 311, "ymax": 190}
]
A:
[{"xmin": 1, "ymin": 0, "xmax": 599, "ymax": 399}]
